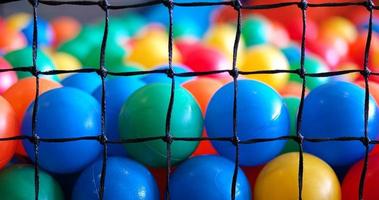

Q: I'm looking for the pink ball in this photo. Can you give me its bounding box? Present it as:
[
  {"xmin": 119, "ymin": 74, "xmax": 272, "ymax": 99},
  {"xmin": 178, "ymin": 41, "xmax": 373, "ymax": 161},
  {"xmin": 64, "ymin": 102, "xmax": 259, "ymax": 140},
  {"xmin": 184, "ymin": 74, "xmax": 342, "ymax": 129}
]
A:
[{"xmin": 0, "ymin": 57, "xmax": 17, "ymax": 94}]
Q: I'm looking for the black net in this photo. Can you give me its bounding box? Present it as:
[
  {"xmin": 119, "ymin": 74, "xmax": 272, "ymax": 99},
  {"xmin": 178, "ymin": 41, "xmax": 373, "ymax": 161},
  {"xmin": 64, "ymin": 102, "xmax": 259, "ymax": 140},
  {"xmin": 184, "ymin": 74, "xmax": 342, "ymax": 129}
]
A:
[{"xmin": 0, "ymin": 0, "xmax": 377, "ymax": 200}]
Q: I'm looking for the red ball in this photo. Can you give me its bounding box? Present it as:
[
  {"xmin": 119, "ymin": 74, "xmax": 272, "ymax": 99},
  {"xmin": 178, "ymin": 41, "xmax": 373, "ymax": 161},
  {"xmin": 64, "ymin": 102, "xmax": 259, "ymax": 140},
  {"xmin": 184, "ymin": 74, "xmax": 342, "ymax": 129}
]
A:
[
  {"xmin": 242, "ymin": 165, "xmax": 264, "ymax": 193},
  {"xmin": 0, "ymin": 57, "xmax": 17, "ymax": 94},
  {"xmin": 178, "ymin": 40, "xmax": 229, "ymax": 78},
  {"xmin": 342, "ymin": 154, "xmax": 379, "ymax": 200}
]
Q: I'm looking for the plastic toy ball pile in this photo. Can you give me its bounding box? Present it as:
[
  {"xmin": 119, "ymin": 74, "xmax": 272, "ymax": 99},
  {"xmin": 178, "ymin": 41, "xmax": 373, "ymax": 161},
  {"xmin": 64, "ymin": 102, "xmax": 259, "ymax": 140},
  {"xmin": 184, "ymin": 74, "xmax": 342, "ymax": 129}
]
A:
[{"xmin": 1, "ymin": 0, "xmax": 379, "ymax": 199}]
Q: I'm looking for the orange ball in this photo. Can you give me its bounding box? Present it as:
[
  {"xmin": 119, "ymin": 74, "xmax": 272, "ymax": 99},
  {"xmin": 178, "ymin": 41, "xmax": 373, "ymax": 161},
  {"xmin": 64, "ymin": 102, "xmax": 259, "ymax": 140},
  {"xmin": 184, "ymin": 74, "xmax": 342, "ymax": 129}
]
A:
[
  {"xmin": 0, "ymin": 26, "xmax": 26, "ymax": 53},
  {"xmin": 191, "ymin": 131, "xmax": 217, "ymax": 156},
  {"xmin": 0, "ymin": 96, "xmax": 18, "ymax": 169},
  {"xmin": 280, "ymin": 82, "xmax": 309, "ymax": 98},
  {"xmin": 182, "ymin": 77, "xmax": 223, "ymax": 114},
  {"xmin": 3, "ymin": 77, "xmax": 61, "ymax": 156},
  {"xmin": 50, "ymin": 16, "xmax": 81, "ymax": 47}
]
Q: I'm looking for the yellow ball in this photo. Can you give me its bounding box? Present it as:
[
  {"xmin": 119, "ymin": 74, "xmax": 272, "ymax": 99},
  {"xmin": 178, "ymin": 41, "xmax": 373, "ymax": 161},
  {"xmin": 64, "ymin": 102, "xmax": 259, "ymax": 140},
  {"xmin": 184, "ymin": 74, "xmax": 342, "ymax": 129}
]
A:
[
  {"xmin": 127, "ymin": 27, "xmax": 181, "ymax": 69},
  {"xmin": 204, "ymin": 23, "xmax": 245, "ymax": 65},
  {"xmin": 6, "ymin": 12, "xmax": 31, "ymax": 31},
  {"xmin": 254, "ymin": 152, "xmax": 341, "ymax": 200},
  {"xmin": 240, "ymin": 45, "xmax": 289, "ymax": 91},
  {"xmin": 50, "ymin": 52, "xmax": 82, "ymax": 79},
  {"xmin": 319, "ymin": 16, "xmax": 357, "ymax": 44}
]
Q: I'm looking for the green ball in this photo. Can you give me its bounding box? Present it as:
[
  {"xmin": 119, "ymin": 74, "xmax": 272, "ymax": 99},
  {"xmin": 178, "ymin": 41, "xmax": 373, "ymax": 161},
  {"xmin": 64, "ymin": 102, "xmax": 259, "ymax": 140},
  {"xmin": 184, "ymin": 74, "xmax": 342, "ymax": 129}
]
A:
[
  {"xmin": 121, "ymin": 13, "xmax": 146, "ymax": 36},
  {"xmin": 0, "ymin": 165, "xmax": 64, "ymax": 200},
  {"xmin": 58, "ymin": 37, "xmax": 93, "ymax": 64},
  {"xmin": 76, "ymin": 25, "xmax": 104, "ymax": 46},
  {"xmin": 281, "ymin": 96, "xmax": 300, "ymax": 153},
  {"xmin": 119, "ymin": 83, "xmax": 203, "ymax": 167},
  {"xmin": 289, "ymin": 56, "xmax": 330, "ymax": 90},
  {"xmin": 83, "ymin": 42, "xmax": 126, "ymax": 68},
  {"xmin": 242, "ymin": 16, "xmax": 270, "ymax": 47},
  {"xmin": 4, "ymin": 47, "xmax": 59, "ymax": 81}
]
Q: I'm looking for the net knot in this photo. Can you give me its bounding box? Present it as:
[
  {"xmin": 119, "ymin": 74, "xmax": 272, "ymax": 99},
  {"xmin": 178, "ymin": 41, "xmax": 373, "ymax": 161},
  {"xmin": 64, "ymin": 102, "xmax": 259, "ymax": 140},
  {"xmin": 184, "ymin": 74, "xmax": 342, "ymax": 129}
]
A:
[
  {"xmin": 31, "ymin": 67, "xmax": 39, "ymax": 77},
  {"xmin": 232, "ymin": 0, "xmax": 242, "ymax": 10},
  {"xmin": 229, "ymin": 68, "xmax": 239, "ymax": 79},
  {"xmin": 232, "ymin": 136, "xmax": 240, "ymax": 146},
  {"xmin": 97, "ymin": 68, "xmax": 108, "ymax": 78},
  {"xmin": 298, "ymin": 0, "xmax": 308, "ymax": 10},
  {"xmin": 361, "ymin": 136, "xmax": 370, "ymax": 147},
  {"xmin": 29, "ymin": 135, "xmax": 40, "ymax": 145},
  {"xmin": 98, "ymin": 135, "xmax": 108, "ymax": 145},
  {"xmin": 361, "ymin": 68, "xmax": 371, "ymax": 78},
  {"xmin": 365, "ymin": 0, "xmax": 374, "ymax": 11},
  {"xmin": 295, "ymin": 134, "xmax": 304, "ymax": 145},
  {"xmin": 163, "ymin": 135, "xmax": 173, "ymax": 144},
  {"xmin": 166, "ymin": 68, "xmax": 175, "ymax": 78},
  {"xmin": 162, "ymin": 0, "xmax": 174, "ymax": 9},
  {"xmin": 28, "ymin": 0, "xmax": 39, "ymax": 7},
  {"xmin": 296, "ymin": 68, "xmax": 305, "ymax": 79},
  {"xmin": 99, "ymin": 0, "xmax": 109, "ymax": 11}
]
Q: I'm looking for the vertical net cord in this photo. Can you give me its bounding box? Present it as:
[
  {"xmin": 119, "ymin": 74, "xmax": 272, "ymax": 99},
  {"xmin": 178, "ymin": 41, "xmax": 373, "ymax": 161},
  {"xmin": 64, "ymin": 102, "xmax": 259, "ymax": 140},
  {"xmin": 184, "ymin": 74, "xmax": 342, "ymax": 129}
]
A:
[
  {"xmin": 230, "ymin": 0, "xmax": 241, "ymax": 199},
  {"xmin": 295, "ymin": 1, "xmax": 308, "ymax": 199},
  {"xmin": 164, "ymin": 0, "xmax": 175, "ymax": 199},
  {"xmin": 98, "ymin": 0, "xmax": 109, "ymax": 199},
  {"xmin": 30, "ymin": 0, "xmax": 41, "ymax": 199},
  {"xmin": 358, "ymin": 1, "xmax": 374, "ymax": 199}
]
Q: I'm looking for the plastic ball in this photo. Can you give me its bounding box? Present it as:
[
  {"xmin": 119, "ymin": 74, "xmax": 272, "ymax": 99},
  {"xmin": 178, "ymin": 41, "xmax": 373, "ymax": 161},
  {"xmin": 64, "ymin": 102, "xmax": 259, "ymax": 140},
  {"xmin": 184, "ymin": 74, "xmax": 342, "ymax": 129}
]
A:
[
  {"xmin": 0, "ymin": 25, "xmax": 26, "ymax": 53},
  {"xmin": 0, "ymin": 165, "xmax": 64, "ymax": 199},
  {"xmin": 121, "ymin": 13, "xmax": 146, "ymax": 36},
  {"xmin": 182, "ymin": 45, "xmax": 229, "ymax": 78},
  {"xmin": 92, "ymin": 77, "xmax": 145, "ymax": 156},
  {"xmin": 191, "ymin": 130, "xmax": 218, "ymax": 156},
  {"xmin": 254, "ymin": 152, "xmax": 341, "ymax": 200},
  {"xmin": 119, "ymin": 83, "xmax": 203, "ymax": 167},
  {"xmin": 61, "ymin": 73, "xmax": 101, "ymax": 94},
  {"xmin": 83, "ymin": 42, "xmax": 126, "ymax": 68},
  {"xmin": 21, "ymin": 19, "xmax": 54, "ymax": 46},
  {"xmin": 0, "ymin": 57, "xmax": 17, "ymax": 94},
  {"xmin": 5, "ymin": 12, "xmax": 30, "ymax": 31},
  {"xmin": 205, "ymin": 80, "xmax": 289, "ymax": 166},
  {"xmin": 349, "ymin": 32, "xmax": 379, "ymax": 79},
  {"xmin": 0, "ymin": 96, "xmax": 18, "ymax": 169},
  {"xmin": 3, "ymin": 77, "xmax": 61, "ymax": 123},
  {"xmin": 204, "ymin": 23, "xmax": 245, "ymax": 65},
  {"xmin": 281, "ymin": 97, "xmax": 300, "ymax": 153},
  {"xmin": 240, "ymin": 45, "xmax": 289, "ymax": 91},
  {"xmin": 342, "ymin": 154, "xmax": 379, "ymax": 200},
  {"xmin": 289, "ymin": 55, "xmax": 330, "ymax": 90},
  {"xmin": 58, "ymin": 37, "xmax": 93, "ymax": 64},
  {"xmin": 127, "ymin": 30, "xmax": 181, "ymax": 69},
  {"xmin": 279, "ymin": 82, "xmax": 309, "ymax": 98},
  {"xmin": 319, "ymin": 16, "xmax": 357, "ymax": 44},
  {"xmin": 242, "ymin": 15, "xmax": 271, "ymax": 46},
  {"xmin": 22, "ymin": 87, "xmax": 102, "ymax": 173},
  {"xmin": 182, "ymin": 77, "xmax": 223, "ymax": 114},
  {"xmin": 173, "ymin": 18, "xmax": 202, "ymax": 39},
  {"xmin": 50, "ymin": 52, "xmax": 82, "ymax": 79},
  {"xmin": 169, "ymin": 155, "xmax": 251, "ymax": 200},
  {"xmin": 50, "ymin": 16, "xmax": 81, "ymax": 47},
  {"xmin": 141, "ymin": 65, "xmax": 192, "ymax": 85},
  {"xmin": 301, "ymin": 81, "xmax": 379, "ymax": 167},
  {"xmin": 4, "ymin": 46, "xmax": 59, "ymax": 81},
  {"xmin": 72, "ymin": 157, "xmax": 159, "ymax": 200}
]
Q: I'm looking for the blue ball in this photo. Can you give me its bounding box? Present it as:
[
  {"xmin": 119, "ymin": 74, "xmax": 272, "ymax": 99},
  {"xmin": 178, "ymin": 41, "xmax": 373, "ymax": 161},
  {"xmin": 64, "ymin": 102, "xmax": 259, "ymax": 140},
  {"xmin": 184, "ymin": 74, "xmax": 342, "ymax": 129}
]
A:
[
  {"xmin": 141, "ymin": 65, "xmax": 192, "ymax": 85},
  {"xmin": 169, "ymin": 155, "xmax": 251, "ymax": 200},
  {"xmin": 92, "ymin": 77, "xmax": 145, "ymax": 156},
  {"xmin": 301, "ymin": 81, "xmax": 379, "ymax": 167},
  {"xmin": 21, "ymin": 19, "xmax": 54, "ymax": 46},
  {"xmin": 22, "ymin": 87, "xmax": 102, "ymax": 174},
  {"xmin": 61, "ymin": 73, "xmax": 102, "ymax": 94},
  {"xmin": 72, "ymin": 157, "xmax": 159, "ymax": 200},
  {"xmin": 205, "ymin": 80, "xmax": 289, "ymax": 166}
]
